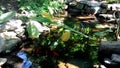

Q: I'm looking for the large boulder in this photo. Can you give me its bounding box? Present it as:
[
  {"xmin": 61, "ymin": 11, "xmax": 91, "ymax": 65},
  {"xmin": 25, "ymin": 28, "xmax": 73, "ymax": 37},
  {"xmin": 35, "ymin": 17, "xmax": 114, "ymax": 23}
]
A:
[{"xmin": 0, "ymin": 19, "xmax": 24, "ymax": 53}]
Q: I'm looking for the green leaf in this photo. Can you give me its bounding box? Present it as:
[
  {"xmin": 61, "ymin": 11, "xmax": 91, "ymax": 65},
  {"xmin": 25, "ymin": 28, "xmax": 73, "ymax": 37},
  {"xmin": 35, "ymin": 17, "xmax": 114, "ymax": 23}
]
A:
[
  {"xmin": 90, "ymin": 43, "xmax": 98, "ymax": 46},
  {"xmin": 70, "ymin": 44, "xmax": 85, "ymax": 52},
  {"xmin": 31, "ymin": 16, "xmax": 52, "ymax": 24},
  {"xmin": 94, "ymin": 32, "xmax": 106, "ymax": 37},
  {"xmin": 0, "ymin": 12, "xmax": 16, "ymax": 24},
  {"xmin": 27, "ymin": 22, "xmax": 39, "ymax": 39},
  {"xmin": 61, "ymin": 30, "xmax": 71, "ymax": 41},
  {"xmin": 50, "ymin": 41, "xmax": 58, "ymax": 49},
  {"xmin": 105, "ymin": 29, "xmax": 113, "ymax": 32},
  {"xmin": 63, "ymin": 24, "xmax": 89, "ymax": 38}
]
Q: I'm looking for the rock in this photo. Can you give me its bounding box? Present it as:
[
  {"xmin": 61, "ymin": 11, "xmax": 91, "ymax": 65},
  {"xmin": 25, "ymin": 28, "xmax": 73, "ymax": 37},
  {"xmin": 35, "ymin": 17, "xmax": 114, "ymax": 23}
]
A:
[
  {"xmin": 58, "ymin": 61, "xmax": 66, "ymax": 68},
  {"xmin": 66, "ymin": 63, "xmax": 79, "ymax": 68},
  {"xmin": 0, "ymin": 19, "xmax": 23, "ymax": 31},
  {"xmin": 5, "ymin": 39, "xmax": 20, "ymax": 52},
  {"xmin": 0, "ymin": 33, "xmax": 20, "ymax": 52},
  {"xmin": 14, "ymin": 27, "xmax": 25, "ymax": 36},
  {"xmin": 0, "ymin": 36, "xmax": 5, "ymax": 52},
  {"xmin": 87, "ymin": 1, "xmax": 101, "ymax": 7},
  {"xmin": 1, "ymin": 32, "xmax": 18, "ymax": 39},
  {"xmin": 66, "ymin": 58, "xmax": 93, "ymax": 68},
  {"xmin": 0, "ymin": 19, "xmax": 51, "ymax": 53},
  {"xmin": 0, "ymin": 58, "xmax": 7, "ymax": 66},
  {"xmin": 17, "ymin": 10, "xmax": 37, "ymax": 17},
  {"xmin": 107, "ymin": 4, "xmax": 120, "ymax": 11},
  {"xmin": 0, "ymin": 19, "xmax": 24, "ymax": 53},
  {"xmin": 58, "ymin": 59, "xmax": 93, "ymax": 68}
]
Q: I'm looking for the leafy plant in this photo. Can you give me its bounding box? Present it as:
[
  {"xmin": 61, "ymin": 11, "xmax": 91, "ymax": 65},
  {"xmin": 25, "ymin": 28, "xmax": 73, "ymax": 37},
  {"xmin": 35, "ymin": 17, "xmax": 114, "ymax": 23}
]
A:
[
  {"xmin": 27, "ymin": 21, "xmax": 39, "ymax": 39},
  {"xmin": 19, "ymin": 0, "xmax": 118, "ymax": 66},
  {"xmin": 0, "ymin": 11, "xmax": 16, "ymax": 23},
  {"xmin": 2, "ymin": 0, "xmax": 118, "ymax": 66}
]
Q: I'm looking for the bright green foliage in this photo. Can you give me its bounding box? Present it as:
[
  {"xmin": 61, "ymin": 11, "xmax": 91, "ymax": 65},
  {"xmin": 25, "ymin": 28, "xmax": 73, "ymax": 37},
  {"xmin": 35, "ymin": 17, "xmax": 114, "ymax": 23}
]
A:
[
  {"xmin": 31, "ymin": 16, "xmax": 52, "ymax": 24},
  {"xmin": 27, "ymin": 22, "xmax": 39, "ymax": 39},
  {"xmin": 18, "ymin": 0, "xmax": 64, "ymax": 16},
  {"xmin": 15, "ymin": 0, "xmax": 119, "ymax": 65},
  {"xmin": 1, "ymin": 0, "xmax": 118, "ymax": 66}
]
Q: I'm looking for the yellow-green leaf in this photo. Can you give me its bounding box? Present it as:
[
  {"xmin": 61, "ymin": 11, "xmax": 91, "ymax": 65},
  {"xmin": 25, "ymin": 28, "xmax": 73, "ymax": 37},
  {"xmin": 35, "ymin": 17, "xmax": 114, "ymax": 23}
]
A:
[
  {"xmin": 61, "ymin": 30, "xmax": 71, "ymax": 41},
  {"xmin": 41, "ymin": 11, "xmax": 52, "ymax": 21}
]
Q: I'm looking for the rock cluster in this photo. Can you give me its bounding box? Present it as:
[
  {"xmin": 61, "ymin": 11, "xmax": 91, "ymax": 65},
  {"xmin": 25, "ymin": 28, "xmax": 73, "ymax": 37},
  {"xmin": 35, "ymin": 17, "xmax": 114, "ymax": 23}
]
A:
[{"xmin": 0, "ymin": 19, "xmax": 50, "ymax": 53}]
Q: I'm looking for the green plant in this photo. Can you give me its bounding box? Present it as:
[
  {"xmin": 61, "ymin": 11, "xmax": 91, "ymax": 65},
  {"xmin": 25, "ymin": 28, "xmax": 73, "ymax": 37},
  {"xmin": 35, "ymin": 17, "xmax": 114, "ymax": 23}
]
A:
[
  {"xmin": 10, "ymin": 0, "xmax": 118, "ymax": 66},
  {"xmin": 26, "ymin": 22, "xmax": 39, "ymax": 39},
  {"xmin": 0, "ymin": 0, "xmax": 119, "ymax": 67},
  {"xmin": 0, "ymin": 11, "xmax": 16, "ymax": 23}
]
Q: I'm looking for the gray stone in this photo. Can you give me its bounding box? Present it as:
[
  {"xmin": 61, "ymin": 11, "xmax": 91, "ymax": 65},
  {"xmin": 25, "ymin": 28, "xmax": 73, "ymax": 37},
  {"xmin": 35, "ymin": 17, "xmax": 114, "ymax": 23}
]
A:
[
  {"xmin": 5, "ymin": 38, "xmax": 20, "ymax": 52},
  {"xmin": 0, "ymin": 36, "xmax": 5, "ymax": 52},
  {"xmin": 0, "ymin": 33, "xmax": 20, "ymax": 52},
  {"xmin": 0, "ymin": 19, "xmax": 24, "ymax": 52},
  {"xmin": 0, "ymin": 58, "xmax": 7, "ymax": 66},
  {"xmin": 1, "ymin": 32, "xmax": 18, "ymax": 39},
  {"xmin": 14, "ymin": 27, "xmax": 25, "ymax": 36},
  {"xmin": 0, "ymin": 19, "xmax": 23, "ymax": 31}
]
